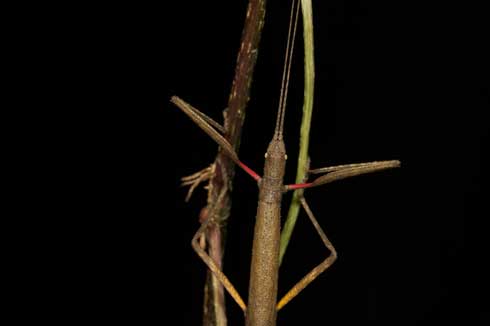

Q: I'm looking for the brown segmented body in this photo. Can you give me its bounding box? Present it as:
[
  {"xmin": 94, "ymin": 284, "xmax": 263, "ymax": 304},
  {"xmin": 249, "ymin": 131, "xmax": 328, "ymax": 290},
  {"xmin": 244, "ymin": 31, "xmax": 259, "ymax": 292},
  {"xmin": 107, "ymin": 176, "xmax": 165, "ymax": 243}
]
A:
[{"xmin": 246, "ymin": 138, "xmax": 286, "ymax": 326}]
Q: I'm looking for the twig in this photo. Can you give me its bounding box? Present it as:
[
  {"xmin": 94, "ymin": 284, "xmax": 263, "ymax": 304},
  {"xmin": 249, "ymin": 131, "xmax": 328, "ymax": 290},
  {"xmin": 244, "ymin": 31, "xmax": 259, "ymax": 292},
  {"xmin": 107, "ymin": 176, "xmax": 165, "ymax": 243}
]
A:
[{"xmin": 201, "ymin": 1, "xmax": 267, "ymax": 325}]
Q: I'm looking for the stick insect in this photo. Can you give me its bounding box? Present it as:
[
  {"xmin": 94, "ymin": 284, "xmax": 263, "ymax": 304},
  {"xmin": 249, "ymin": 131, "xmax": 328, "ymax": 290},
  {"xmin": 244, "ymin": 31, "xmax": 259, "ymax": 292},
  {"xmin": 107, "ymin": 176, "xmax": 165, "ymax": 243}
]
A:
[{"xmin": 172, "ymin": 1, "xmax": 400, "ymax": 325}]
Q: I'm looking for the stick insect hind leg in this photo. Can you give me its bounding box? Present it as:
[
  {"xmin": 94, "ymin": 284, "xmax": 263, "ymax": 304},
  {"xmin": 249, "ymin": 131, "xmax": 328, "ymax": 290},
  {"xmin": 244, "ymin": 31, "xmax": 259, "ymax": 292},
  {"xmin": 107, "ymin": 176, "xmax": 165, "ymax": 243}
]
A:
[
  {"xmin": 277, "ymin": 159, "xmax": 400, "ymax": 310},
  {"xmin": 191, "ymin": 183, "xmax": 247, "ymax": 312}
]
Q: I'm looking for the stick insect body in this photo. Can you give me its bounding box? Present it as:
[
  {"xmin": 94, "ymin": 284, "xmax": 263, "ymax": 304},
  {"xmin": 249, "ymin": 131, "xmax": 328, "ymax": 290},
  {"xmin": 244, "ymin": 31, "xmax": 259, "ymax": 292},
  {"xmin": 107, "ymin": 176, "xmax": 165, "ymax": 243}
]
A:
[{"xmin": 172, "ymin": 1, "xmax": 399, "ymax": 325}]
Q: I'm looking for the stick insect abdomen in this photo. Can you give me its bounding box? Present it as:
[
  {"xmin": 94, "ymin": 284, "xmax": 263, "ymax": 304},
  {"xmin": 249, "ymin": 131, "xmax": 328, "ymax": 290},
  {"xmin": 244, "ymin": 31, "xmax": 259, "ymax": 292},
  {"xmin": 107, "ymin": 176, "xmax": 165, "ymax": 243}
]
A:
[{"xmin": 246, "ymin": 139, "xmax": 287, "ymax": 326}]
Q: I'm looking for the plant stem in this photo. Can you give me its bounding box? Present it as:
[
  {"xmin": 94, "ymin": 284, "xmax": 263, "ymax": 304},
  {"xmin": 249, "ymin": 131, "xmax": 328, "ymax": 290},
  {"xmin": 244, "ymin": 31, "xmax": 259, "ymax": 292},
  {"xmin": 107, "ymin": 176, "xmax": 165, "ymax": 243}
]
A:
[
  {"xmin": 202, "ymin": 1, "xmax": 267, "ymax": 325},
  {"xmin": 279, "ymin": 0, "xmax": 315, "ymax": 265}
]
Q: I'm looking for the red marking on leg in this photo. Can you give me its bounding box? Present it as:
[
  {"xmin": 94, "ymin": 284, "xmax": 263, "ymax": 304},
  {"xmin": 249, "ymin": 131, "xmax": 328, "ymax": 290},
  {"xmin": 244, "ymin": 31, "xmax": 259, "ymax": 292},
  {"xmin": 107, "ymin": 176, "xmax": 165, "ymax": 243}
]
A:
[
  {"xmin": 238, "ymin": 161, "xmax": 261, "ymax": 181},
  {"xmin": 286, "ymin": 182, "xmax": 313, "ymax": 190}
]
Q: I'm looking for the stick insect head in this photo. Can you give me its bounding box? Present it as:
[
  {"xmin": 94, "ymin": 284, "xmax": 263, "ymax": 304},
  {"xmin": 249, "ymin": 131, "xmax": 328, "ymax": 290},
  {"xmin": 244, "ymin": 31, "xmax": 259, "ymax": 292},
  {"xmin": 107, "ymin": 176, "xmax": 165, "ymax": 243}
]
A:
[{"xmin": 263, "ymin": 138, "xmax": 287, "ymax": 180}]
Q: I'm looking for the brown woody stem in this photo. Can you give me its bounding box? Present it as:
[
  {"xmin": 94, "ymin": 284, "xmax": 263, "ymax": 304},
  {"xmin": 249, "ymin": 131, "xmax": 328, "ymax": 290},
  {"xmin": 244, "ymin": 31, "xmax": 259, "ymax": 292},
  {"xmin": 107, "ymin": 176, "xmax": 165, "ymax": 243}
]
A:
[{"xmin": 202, "ymin": 1, "xmax": 267, "ymax": 325}]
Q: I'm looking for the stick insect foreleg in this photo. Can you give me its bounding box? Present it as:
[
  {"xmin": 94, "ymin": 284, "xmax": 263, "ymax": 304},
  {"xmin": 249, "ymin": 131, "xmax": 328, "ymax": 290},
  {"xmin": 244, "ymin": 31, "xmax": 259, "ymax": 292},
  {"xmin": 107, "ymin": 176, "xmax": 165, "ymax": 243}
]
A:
[
  {"xmin": 171, "ymin": 96, "xmax": 261, "ymax": 181},
  {"xmin": 277, "ymin": 160, "xmax": 400, "ymax": 310},
  {"xmin": 286, "ymin": 160, "xmax": 401, "ymax": 190}
]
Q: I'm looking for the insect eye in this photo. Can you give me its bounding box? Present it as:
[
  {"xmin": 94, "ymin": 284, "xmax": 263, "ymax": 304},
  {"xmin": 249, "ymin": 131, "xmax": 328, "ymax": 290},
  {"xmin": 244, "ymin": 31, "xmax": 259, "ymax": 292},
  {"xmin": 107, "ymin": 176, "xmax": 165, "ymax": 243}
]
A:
[
  {"xmin": 264, "ymin": 153, "xmax": 268, "ymax": 158},
  {"xmin": 284, "ymin": 154, "xmax": 288, "ymax": 160}
]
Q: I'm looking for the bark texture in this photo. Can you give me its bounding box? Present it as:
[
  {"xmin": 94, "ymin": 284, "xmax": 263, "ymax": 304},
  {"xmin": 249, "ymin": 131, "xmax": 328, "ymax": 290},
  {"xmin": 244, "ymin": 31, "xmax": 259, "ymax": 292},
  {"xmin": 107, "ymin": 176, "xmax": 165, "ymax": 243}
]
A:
[{"xmin": 201, "ymin": 1, "xmax": 268, "ymax": 325}]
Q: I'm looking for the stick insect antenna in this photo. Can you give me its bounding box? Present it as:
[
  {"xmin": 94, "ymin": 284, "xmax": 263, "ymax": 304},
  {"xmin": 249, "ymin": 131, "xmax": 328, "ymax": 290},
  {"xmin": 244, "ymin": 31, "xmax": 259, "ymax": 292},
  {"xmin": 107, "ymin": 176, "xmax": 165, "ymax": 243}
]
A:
[{"xmin": 275, "ymin": 0, "xmax": 301, "ymax": 139}]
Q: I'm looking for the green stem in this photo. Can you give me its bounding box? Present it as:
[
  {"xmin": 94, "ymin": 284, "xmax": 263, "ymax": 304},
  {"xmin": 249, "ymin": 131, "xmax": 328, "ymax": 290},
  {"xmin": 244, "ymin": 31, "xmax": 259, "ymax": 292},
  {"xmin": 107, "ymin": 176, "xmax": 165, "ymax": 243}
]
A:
[{"xmin": 279, "ymin": 0, "xmax": 315, "ymax": 265}]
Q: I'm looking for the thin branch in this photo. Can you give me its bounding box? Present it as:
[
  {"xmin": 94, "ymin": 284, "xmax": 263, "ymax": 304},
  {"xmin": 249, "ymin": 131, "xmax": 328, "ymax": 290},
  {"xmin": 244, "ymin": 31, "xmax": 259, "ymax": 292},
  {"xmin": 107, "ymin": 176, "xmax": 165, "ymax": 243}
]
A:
[{"xmin": 201, "ymin": 1, "xmax": 268, "ymax": 325}]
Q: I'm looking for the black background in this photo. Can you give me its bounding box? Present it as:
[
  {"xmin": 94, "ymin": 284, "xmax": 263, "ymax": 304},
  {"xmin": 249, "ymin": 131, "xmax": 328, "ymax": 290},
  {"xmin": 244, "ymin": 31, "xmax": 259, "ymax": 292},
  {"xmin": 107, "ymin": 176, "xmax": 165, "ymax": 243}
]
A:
[{"xmin": 70, "ymin": 0, "xmax": 488, "ymax": 325}]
